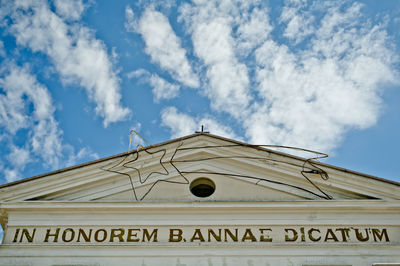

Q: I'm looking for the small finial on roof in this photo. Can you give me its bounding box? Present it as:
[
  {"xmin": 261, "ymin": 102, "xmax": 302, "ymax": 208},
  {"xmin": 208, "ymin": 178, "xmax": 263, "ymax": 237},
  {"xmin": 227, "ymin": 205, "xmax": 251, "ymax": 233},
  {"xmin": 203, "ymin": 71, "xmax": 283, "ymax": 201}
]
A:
[{"xmin": 195, "ymin": 125, "xmax": 209, "ymax": 134}]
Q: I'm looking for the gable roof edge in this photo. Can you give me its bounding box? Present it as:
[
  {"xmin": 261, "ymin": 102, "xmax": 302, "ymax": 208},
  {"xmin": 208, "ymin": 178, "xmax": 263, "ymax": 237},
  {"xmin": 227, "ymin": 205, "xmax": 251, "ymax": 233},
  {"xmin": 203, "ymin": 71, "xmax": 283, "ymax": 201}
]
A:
[{"xmin": 0, "ymin": 132, "xmax": 399, "ymax": 190}]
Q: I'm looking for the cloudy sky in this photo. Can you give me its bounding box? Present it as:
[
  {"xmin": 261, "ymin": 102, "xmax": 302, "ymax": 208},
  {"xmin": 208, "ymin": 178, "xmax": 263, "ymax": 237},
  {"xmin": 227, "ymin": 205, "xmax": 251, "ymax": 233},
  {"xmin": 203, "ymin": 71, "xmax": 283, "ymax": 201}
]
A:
[{"xmin": 0, "ymin": 0, "xmax": 399, "ymax": 185}]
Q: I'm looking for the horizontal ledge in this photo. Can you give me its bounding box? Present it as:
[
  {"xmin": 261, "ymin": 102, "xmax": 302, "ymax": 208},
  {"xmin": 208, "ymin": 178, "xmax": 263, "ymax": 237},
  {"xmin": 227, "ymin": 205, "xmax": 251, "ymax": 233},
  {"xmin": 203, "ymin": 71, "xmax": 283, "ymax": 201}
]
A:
[{"xmin": 1, "ymin": 200, "xmax": 400, "ymax": 212}]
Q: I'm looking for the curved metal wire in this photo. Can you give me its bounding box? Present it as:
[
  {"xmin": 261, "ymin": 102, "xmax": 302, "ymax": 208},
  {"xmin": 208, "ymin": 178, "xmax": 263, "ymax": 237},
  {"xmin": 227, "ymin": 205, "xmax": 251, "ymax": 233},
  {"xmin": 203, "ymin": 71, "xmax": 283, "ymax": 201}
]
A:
[{"xmin": 101, "ymin": 140, "xmax": 332, "ymax": 201}]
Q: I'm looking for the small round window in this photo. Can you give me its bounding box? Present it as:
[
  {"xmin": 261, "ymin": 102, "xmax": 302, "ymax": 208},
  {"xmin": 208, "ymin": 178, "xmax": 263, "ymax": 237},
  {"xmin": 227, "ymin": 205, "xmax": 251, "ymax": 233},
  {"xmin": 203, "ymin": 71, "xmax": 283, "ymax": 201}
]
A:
[{"xmin": 190, "ymin": 178, "xmax": 215, "ymax": 198}]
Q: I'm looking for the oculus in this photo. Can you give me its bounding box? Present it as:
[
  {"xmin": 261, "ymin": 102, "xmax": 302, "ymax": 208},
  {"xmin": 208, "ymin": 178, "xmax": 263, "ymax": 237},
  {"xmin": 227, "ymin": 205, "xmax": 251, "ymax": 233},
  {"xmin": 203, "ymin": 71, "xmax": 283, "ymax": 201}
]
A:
[{"xmin": 190, "ymin": 177, "xmax": 215, "ymax": 198}]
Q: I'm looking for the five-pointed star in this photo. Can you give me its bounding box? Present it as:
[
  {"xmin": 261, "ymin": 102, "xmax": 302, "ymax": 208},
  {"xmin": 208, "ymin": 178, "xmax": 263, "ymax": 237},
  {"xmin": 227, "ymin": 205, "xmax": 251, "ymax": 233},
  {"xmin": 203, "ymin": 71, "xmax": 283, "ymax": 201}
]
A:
[{"xmin": 101, "ymin": 143, "xmax": 189, "ymax": 201}]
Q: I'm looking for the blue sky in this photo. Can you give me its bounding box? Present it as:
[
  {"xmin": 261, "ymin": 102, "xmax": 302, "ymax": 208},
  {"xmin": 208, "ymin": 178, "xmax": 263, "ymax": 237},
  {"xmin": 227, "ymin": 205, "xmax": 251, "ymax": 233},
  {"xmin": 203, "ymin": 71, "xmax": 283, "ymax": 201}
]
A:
[{"xmin": 0, "ymin": 0, "xmax": 400, "ymax": 185}]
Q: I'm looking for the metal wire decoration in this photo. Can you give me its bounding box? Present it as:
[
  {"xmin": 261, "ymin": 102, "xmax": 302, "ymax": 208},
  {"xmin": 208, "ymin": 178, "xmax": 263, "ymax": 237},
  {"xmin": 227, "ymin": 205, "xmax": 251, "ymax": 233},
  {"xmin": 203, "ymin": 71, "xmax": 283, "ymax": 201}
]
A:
[{"xmin": 101, "ymin": 133, "xmax": 332, "ymax": 201}]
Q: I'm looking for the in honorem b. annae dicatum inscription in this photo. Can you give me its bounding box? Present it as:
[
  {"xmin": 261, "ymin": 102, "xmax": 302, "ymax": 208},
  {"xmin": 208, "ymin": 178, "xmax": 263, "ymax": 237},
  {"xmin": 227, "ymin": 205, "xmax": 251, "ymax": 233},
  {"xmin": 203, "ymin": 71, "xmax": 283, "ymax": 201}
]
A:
[{"xmin": 6, "ymin": 225, "xmax": 397, "ymax": 246}]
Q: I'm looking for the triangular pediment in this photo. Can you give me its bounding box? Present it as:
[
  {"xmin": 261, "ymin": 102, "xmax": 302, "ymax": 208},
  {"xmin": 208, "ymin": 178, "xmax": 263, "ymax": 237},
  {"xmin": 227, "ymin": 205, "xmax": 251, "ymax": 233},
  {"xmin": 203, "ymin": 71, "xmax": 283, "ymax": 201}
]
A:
[{"xmin": 0, "ymin": 134, "xmax": 399, "ymax": 202}]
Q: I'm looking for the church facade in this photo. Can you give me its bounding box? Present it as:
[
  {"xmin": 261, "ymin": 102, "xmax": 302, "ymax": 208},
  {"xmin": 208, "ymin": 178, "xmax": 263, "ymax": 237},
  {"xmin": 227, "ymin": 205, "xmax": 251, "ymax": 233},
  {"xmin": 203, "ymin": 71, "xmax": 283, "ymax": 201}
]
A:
[{"xmin": 0, "ymin": 133, "xmax": 399, "ymax": 266}]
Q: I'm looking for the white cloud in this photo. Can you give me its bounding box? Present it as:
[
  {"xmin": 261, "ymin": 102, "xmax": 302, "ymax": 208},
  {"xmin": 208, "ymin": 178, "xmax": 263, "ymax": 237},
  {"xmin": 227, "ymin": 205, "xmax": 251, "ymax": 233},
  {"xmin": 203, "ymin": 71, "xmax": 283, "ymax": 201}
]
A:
[
  {"xmin": 161, "ymin": 106, "xmax": 238, "ymax": 139},
  {"xmin": 3, "ymin": 0, "xmax": 130, "ymax": 126},
  {"xmin": 150, "ymin": 74, "xmax": 180, "ymax": 102},
  {"xmin": 0, "ymin": 63, "xmax": 97, "ymax": 182},
  {"xmin": 236, "ymin": 7, "xmax": 271, "ymax": 54},
  {"xmin": 280, "ymin": 0, "xmax": 315, "ymax": 43},
  {"xmin": 65, "ymin": 147, "xmax": 99, "ymax": 167},
  {"xmin": 126, "ymin": 69, "xmax": 180, "ymax": 102},
  {"xmin": 4, "ymin": 145, "xmax": 31, "ymax": 182},
  {"xmin": 178, "ymin": 0, "xmax": 272, "ymax": 119},
  {"xmin": 31, "ymin": 118, "xmax": 64, "ymax": 168},
  {"xmin": 0, "ymin": 64, "xmax": 55, "ymax": 133},
  {"xmin": 126, "ymin": 68, "xmax": 150, "ymax": 80},
  {"xmin": 170, "ymin": 0, "xmax": 398, "ymax": 155},
  {"xmin": 7, "ymin": 145, "xmax": 31, "ymax": 169},
  {"xmin": 161, "ymin": 107, "xmax": 197, "ymax": 138},
  {"xmin": 125, "ymin": 6, "xmax": 137, "ymax": 31},
  {"xmin": 191, "ymin": 18, "xmax": 250, "ymax": 118},
  {"xmin": 4, "ymin": 169, "xmax": 20, "ymax": 183},
  {"xmin": 126, "ymin": 6, "xmax": 199, "ymax": 88},
  {"xmin": 197, "ymin": 117, "xmax": 238, "ymax": 140},
  {"xmin": 244, "ymin": 2, "xmax": 398, "ymax": 152},
  {"xmin": 0, "ymin": 63, "xmax": 64, "ymax": 179},
  {"xmin": 179, "ymin": 0, "xmax": 271, "ymax": 56},
  {"xmin": 0, "ymin": 41, "xmax": 5, "ymax": 57},
  {"xmin": 54, "ymin": 0, "xmax": 86, "ymax": 21}
]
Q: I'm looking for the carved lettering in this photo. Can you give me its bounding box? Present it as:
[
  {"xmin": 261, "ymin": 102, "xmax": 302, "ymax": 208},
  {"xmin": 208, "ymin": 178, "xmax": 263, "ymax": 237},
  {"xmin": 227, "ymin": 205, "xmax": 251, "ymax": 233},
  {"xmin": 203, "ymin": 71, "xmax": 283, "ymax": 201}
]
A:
[
  {"xmin": 20, "ymin": 228, "xmax": 36, "ymax": 243},
  {"xmin": 372, "ymin": 229, "xmax": 389, "ymax": 242},
  {"xmin": 224, "ymin": 229, "xmax": 238, "ymax": 242},
  {"xmin": 94, "ymin": 229, "xmax": 107, "ymax": 242},
  {"xmin": 300, "ymin": 227, "xmax": 306, "ymax": 242},
  {"xmin": 169, "ymin": 229, "xmax": 183, "ymax": 242},
  {"xmin": 44, "ymin": 228, "xmax": 60, "ymax": 243},
  {"xmin": 355, "ymin": 228, "xmax": 369, "ymax": 242},
  {"xmin": 143, "ymin": 229, "xmax": 158, "ymax": 242},
  {"xmin": 241, "ymin": 228, "xmax": 257, "ymax": 242},
  {"xmin": 208, "ymin": 229, "xmax": 222, "ymax": 242},
  {"xmin": 336, "ymin": 228, "xmax": 350, "ymax": 242},
  {"xmin": 5, "ymin": 226, "xmax": 395, "ymax": 245},
  {"xmin": 77, "ymin": 229, "xmax": 92, "ymax": 242},
  {"xmin": 110, "ymin": 228, "xmax": 125, "ymax": 242},
  {"xmin": 284, "ymin": 228, "xmax": 298, "ymax": 242},
  {"xmin": 308, "ymin": 228, "xmax": 321, "ymax": 242},
  {"xmin": 324, "ymin": 229, "xmax": 339, "ymax": 242},
  {"xmin": 127, "ymin": 229, "xmax": 139, "ymax": 242},
  {"xmin": 259, "ymin": 228, "xmax": 272, "ymax": 242},
  {"xmin": 62, "ymin": 228, "xmax": 75, "ymax": 242},
  {"xmin": 191, "ymin": 229, "xmax": 205, "ymax": 242},
  {"xmin": 12, "ymin": 228, "xmax": 20, "ymax": 243}
]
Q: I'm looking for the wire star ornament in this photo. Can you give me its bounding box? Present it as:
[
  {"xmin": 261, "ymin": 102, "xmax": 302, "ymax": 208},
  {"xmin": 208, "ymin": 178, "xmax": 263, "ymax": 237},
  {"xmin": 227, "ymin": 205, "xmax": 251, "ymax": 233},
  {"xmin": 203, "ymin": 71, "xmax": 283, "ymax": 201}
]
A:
[
  {"xmin": 100, "ymin": 138, "xmax": 333, "ymax": 201},
  {"xmin": 101, "ymin": 142, "xmax": 189, "ymax": 201}
]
